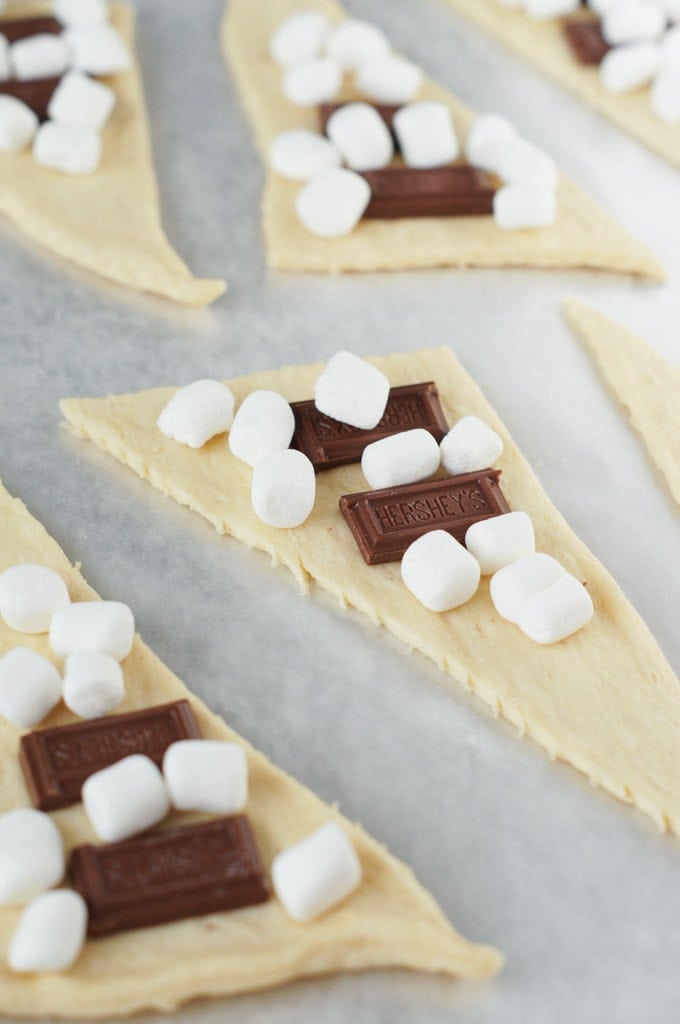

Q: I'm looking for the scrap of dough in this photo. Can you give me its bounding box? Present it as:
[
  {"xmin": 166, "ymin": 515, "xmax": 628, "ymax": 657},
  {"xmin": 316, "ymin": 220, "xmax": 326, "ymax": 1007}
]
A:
[
  {"xmin": 62, "ymin": 348, "xmax": 680, "ymax": 837},
  {"xmin": 440, "ymin": 0, "xmax": 680, "ymax": 173},
  {"xmin": 0, "ymin": 478, "xmax": 501, "ymax": 1018},
  {"xmin": 222, "ymin": 0, "xmax": 662, "ymax": 279},
  {"xmin": 564, "ymin": 298, "xmax": 680, "ymax": 508},
  {"xmin": 0, "ymin": 4, "xmax": 225, "ymax": 306}
]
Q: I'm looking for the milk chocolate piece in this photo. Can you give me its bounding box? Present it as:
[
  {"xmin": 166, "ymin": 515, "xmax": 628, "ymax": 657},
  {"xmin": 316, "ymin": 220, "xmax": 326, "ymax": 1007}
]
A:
[
  {"xmin": 319, "ymin": 101, "xmax": 401, "ymax": 135},
  {"xmin": 360, "ymin": 166, "xmax": 496, "ymax": 219},
  {"xmin": 20, "ymin": 700, "xmax": 201, "ymax": 811},
  {"xmin": 0, "ymin": 76, "xmax": 61, "ymax": 121},
  {"xmin": 292, "ymin": 382, "xmax": 448, "ymax": 473},
  {"xmin": 70, "ymin": 816, "xmax": 270, "ymax": 936},
  {"xmin": 0, "ymin": 17, "xmax": 62, "ymax": 43},
  {"xmin": 564, "ymin": 19, "xmax": 611, "ymax": 65},
  {"xmin": 340, "ymin": 469, "xmax": 510, "ymax": 565}
]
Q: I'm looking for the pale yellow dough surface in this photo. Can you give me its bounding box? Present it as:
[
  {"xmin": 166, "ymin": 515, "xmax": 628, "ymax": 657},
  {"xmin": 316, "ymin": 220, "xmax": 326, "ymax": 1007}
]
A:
[
  {"xmin": 0, "ymin": 4, "xmax": 225, "ymax": 306},
  {"xmin": 0, "ymin": 479, "xmax": 501, "ymax": 1018},
  {"xmin": 62, "ymin": 347, "xmax": 680, "ymax": 839},
  {"xmin": 442, "ymin": 0, "xmax": 680, "ymax": 172},
  {"xmin": 222, "ymin": 0, "xmax": 661, "ymax": 278},
  {"xmin": 565, "ymin": 298, "xmax": 680, "ymax": 509}
]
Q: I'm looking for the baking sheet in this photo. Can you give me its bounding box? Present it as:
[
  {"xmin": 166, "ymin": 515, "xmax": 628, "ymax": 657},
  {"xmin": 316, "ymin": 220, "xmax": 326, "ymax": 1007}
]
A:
[{"xmin": 1, "ymin": 0, "xmax": 679, "ymax": 1020}]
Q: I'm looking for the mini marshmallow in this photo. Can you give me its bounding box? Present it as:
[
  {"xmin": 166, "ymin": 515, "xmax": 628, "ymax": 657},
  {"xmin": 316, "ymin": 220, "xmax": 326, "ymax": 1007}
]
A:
[
  {"xmin": 465, "ymin": 113, "xmax": 519, "ymax": 173},
  {"xmin": 490, "ymin": 552, "xmax": 566, "ymax": 624},
  {"xmin": 326, "ymin": 102, "xmax": 394, "ymax": 170},
  {"xmin": 401, "ymin": 530, "xmax": 481, "ymax": 612},
  {"xmin": 518, "ymin": 572, "xmax": 594, "ymax": 644},
  {"xmin": 268, "ymin": 129, "xmax": 341, "ymax": 181},
  {"xmin": 314, "ymin": 351, "xmax": 390, "ymax": 429},
  {"xmin": 163, "ymin": 740, "xmax": 248, "ymax": 814},
  {"xmin": 54, "ymin": 0, "xmax": 109, "ymax": 25},
  {"xmin": 228, "ymin": 390, "xmax": 295, "ymax": 467},
  {"xmin": 355, "ymin": 54, "xmax": 422, "ymax": 105},
  {"xmin": 50, "ymin": 601, "xmax": 134, "ymax": 661},
  {"xmin": 493, "ymin": 183, "xmax": 557, "ymax": 229},
  {"xmin": 251, "ymin": 449, "xmax": 316, "ymax": 529},
  {"xmin": 272, "ymin": 822, "xmax": 362, "ymax": 921},
  {"xmin": 651, "ymin": 66, "xmax": 680, "ymax": 121},
  {"xmin": 523, "ymin": 0, "xmax": 579, "ymax": 16},
  {"xmin": 497, "ymin": 137, "xmax": 558, "ymax": 188},
  {"xmin": 661, "ymin": 26, "xmax": 680, "ymax": 66},
  {"xmin": 440, "ymin": 416, "xmax": 504, "ymax": 476},
  {"xmin": 8, "ymin": 890, "xmax": 87, "ymax": 973},
  {"xmin": 82, "ymin": 754, "xmax": 170, "ymax": 843},
  {"xmin": 157, "ymin": 379, "xmax": 235, "ymax": 449},
  {"xmin": 269, "ymin": 10, "xmax": 330, "ymax": 67},
  {"xmin": 63, "ymin": 650, "xmax": 125, "ymax": 719},
  {"xmin": 11, "ymin": 34, "xmax": 69, "ymax": 80},
  {"xmin": 282, "ymin": 57, "xmax": 342, "ymax": 106},
  {"xmin": 48, "ymin": 69, "xmax": 116, "ymax": 132},
  {"xmin": 602, "ymin": 1, "xmax": 665, "ymax": 44},
  {"xmin": 466, "ymin": 510, "xmax": 535, "ymax": 575},
  {"xmin": 0, "ymin": 34, "xmax": 10, "ymax": 81},
  {"xmin": 64, "ymin": 23, "xmax": 132, "ymax": 74},
  {"xmin": 393, "ymin": 101, "xmax": 459, "ymax": 168},
  {"xmin": 0, "ymin": 808, "xmax": 64, "ymax": 905},
  {"xmin": 361, "ymin": 429, "xmax": 440, "ymax": 489},
  {"xmin": 326, "ymin": 19, "xmax": 390, "ymax": 70},
  {"xmin": 600, "ymin": 42, "xmax": 662, "ymax": 93},
  {"xmin": 0, "ymin": 564, "xmax": 70, "ymax": 633},
  {"xmin": 295, "ymin": 167, "xmax": 371, "ymax": 237},
  {"xmin": 33, "ymin": 122, "xmax": 102, "ymax": 175},
  {"xmin": 0, "ymin": 648, "xmax": 62, "ymax": 728}
]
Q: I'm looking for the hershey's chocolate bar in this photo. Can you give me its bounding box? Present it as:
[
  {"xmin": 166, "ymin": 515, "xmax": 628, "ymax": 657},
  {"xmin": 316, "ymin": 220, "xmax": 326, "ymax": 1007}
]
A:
[
  {"xmin": 360, "ymin": 166, "xmax": 496, "ymax": 219},
  {"xmin": 20, "ymin": 700, "xmax": 201, "ymax": 811},
  {"xmin": 340, "ymin": 470, "xmax": 510, "ymax": 565},
  {"xmin": 0, "ymin": 16, "xmax": 61, "ymax": 43},
  {"xmin": 564, "ymin": 19, "xmax": 611, "ymax": 65},
  {"xmin": 70, "ymin": 816, "xmax": 270, "ymax": 936},
  {"xmin": 0, "ymin": 76, "xmax": 61, "ymax": 121},
  {"xmin": 291, "ymin": 382, "xmax": 449, "ymax": 473}
]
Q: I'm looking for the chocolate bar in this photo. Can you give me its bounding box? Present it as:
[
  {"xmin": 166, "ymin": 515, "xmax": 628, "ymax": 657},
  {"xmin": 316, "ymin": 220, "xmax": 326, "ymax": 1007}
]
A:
[
  {"xmin": 0, "ymin": 76, "xmax": 61, "ymax": 121},
  {"xmin": 564, "ymin": 19, "xmax": 611, "ymax": 65},
  {"xmin": 292, "ymin": 382, "xmax": 449, "ymax": 473},
  {"xmin": 20, "ymin": 700, "xmax": 201, "ymax": 811},
  {"xmin": 70, "ymin": 816, "xmax": 270, "ymax": 936},
  {"xmin": 360, "ymin": 166, "xmax": 496, "ymax": 219},
  {"xmin": 340, "ymin": 469, "xmax": 511, "ymax": 565},
  {"xmin": 0, "ymin": 17, "xmax": 61, "ymax": 43}
]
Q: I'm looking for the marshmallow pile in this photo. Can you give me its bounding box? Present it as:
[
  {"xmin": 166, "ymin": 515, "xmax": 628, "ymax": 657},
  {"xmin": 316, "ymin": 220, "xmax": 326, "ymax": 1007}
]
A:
[{"xmin": 0, "ymin": 0, "xmax": 131, "ymax": 173}]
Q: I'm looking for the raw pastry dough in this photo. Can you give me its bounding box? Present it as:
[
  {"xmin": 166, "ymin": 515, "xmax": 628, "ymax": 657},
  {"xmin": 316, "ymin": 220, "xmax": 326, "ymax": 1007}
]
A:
[
  {"xmin": 0, "ymin": 4, "xmax": 225, "ymax": 306},
  {"xmin": 564, "ymin": 298, "xmax": 680, "ymax": 508},
  {"xmin": 441, "ymin": 0, "xmax": 680, "ymax": 173},
  {"xmin": 61, "ymin": 347, "xmax": 680, "ymax": 838},
  {"xmin": 0, "ymin": 478, "xmax": 501, "ymax": 1018},
  {"xmin": 222, "ymin": 0, "xmax": 662, "ymax": 279}
]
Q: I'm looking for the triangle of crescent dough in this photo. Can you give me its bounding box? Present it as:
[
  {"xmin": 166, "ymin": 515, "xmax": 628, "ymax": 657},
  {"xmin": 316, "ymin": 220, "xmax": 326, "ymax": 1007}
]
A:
[
  {"xmin": 441, "ymin": 0, "xmax": 680, "ymax": 173},
  {"xmin": 564, "ymin": 298, "xmax": 680, "ymax": 509},
  {"xmin": 221, "ymin": 0, "xmax": 661, "ymax": 278},
  {"xmin": 0, "ymin": 4, "xmax": 225, "ymax": 306},
  {"xmin": 0, "ymin": 478, "xmax": 501, "ymax": 1018},
  {"xmin": 61, "ymin": 347, "xmax": 680, "ymax": 840}
]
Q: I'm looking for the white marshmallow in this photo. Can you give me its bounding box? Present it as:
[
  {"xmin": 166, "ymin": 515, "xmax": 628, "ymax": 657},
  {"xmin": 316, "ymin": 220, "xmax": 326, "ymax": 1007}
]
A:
[
  {"xmin": 8, "ymin": 890, "xmax": 87, "ymax": 973},
  {"xmin": 355, "ymin": 54, "xmax": 422, "ymax": 105},
  {"xmin": 163, "ymin": 740, "xmax": 248, "ymax": 814},
  {"xmin": 33, "ymin": 122, "xmax": 102, "ymax": 175},
  {"xmin": 228, "ymin": 390, "xmax": 295, "ymax": 468},
  {"xmin": 661, "ymin": 26, "xmax": 680, "ymax": 65},
  {"xmin": 54, "ymin": 0, "xmax": 109, "ymax": 25},
  {"xmin": 64, "ymin": 23, "xmax": 132, "ymax": 74},
  {"xmin": 401, "ymin": 530, "xmax": 481, "ymax": 612},
  {"xmin": 361, "ymin": 429, "xmax": 440, "ymax": 489},
  {"xmin": 465, "ymin": 510, "xmax": 535, "ymax": 575},
  {"xmin": 587, "ymin": 0, "xmax": 619, "ymax": 13},
  {"xmin": 62, "ymin": 650, "xmax": 125, "ymax": 719},
  {"xmin": 82, "ymin": 754, "xmax": 170, "ymax": 842},
  {"xmin": 269, "ymin": 10, "xmax": 330, "ymax": 67},
  {"xmin": 0, "ymin": 648, "xmax": 62, "ymax": 728},
  {"xmin": 518, "ymin": 573, "xmax": 594, "ymax": 644},
  {"xmin": 523, "ymin": 0, "xmax": 579, "ymax": 16},
  {"xmin": 651, "ymin": 66, "xmax": 680, "ymax": 120},
  {"xmin": 497, "ymin": 137, "xmax": 558, "ymax": 188},
  {"xmin": 600, "ymin": 42, "xmax": 662, "ymax": 92},
  {"xmin": 490, "ymin": 552, "xmax": 566, "ymax": 624},
  {"xmin": 0, "ymin": 809, "xmax": 64, "ymax": 905},
  {"xmin": 0, "ymin": 34, "xmax": 10, "ymax": 82},
  {"xmin": 0, "ymin": 564, "xmax": 70, "ymax": 633},
  {"xmin": 48, "ymin": 70, "xmax": 116, "ymax": 132},
  {"xmin": 326, "ymin": 19, "xmax": 390, "ymax": 71},
  {"xmin": 282, "ymin": 57, "xmax": 342, "ymax": 106},
  {"xmin": 493, "ymin": 183, "xmax": 557, "ymax": 229},
  {"xmin": 269, "ymin": 129, "xmax": 341, "ymax": 181},
  {"xmin": 602, "ymin": 2, "xmax": 666, "ymax": 44},
  {"xmin": 440, "ymin": 416, "xmax": 504, "ymax": 476},
  {"xmin": 49, "ymin": 601, "xmax": 134, "ymax": 661},
  {"xmin": 326, "ymin": 101, "xmax": 394, "ymax": 170},
  {"xmin": 314, "ymin": 351, "xmax": 390, "ymax": 430},
  {"xmin": 296, "ymin": 167, "xmax": 371, "ymax": 237},
  {"xmin": 11, "ymin": 34, "xmax": 68, "ymax": 80},
  {"xmin": 251, "ymin": 449, "xmax": 316, "ymax": 529},
  {"xmin": 157, "ymin": 380, "xmax": 235, "ymax": 449},
  {"xmin": 393, "ymin": 101, "xmax": 459, "ymax": 168},
  {"xmin": 272, "ymin": 822, "xmax": 362, "ymax": 921},
  {"xmin": 466, "ymin": 113, "xmax": 519, "ymax": 173}
]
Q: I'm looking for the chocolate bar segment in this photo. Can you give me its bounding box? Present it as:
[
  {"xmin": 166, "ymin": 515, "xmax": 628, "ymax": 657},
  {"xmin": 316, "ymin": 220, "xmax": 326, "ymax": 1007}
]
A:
[
  {"xmin": 360, "ymin": 166, "xmax": 496, "ymax": 219},
  {"xmin": 292, "ymin": 382, "xmax": 449, "ymax": 473},
  {"xmin": 340, "ymin": 470, "xmax": 510, "ymax": 565},
  {"xmin": 20, "ymin": 700, "xmax": 201, "ymax": 811},
  {"xmin": 0, "ymin": 76, "xmax": 61, "ymax": 121},
  {"xmin": 0, "ymin": 17, "xmax": 62, "ymax": 43},
  {"xmin": 70, "ymin": 816, "xmax": 270, "ymax": 936},
  {"xmin": 564, "ymin": 19, "xmax": 611, "ymax": 65}
]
